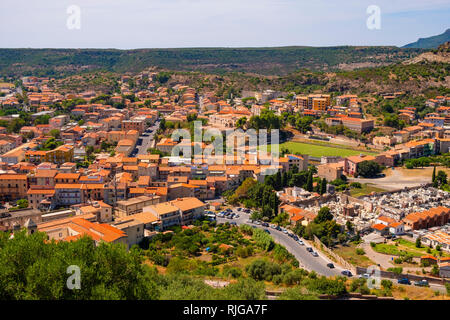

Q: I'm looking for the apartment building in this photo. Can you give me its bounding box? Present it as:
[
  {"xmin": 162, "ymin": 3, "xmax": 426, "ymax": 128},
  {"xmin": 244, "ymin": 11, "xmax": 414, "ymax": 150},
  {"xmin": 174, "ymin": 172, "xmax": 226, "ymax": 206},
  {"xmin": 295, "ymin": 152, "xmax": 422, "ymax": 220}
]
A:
[
  {"xmin": 115, "ymin": 195, "xmax": 161, "ymax": 218},
  {"xmin": 0, "ymin": 174, "xmax": 28, "ymax": 201}
]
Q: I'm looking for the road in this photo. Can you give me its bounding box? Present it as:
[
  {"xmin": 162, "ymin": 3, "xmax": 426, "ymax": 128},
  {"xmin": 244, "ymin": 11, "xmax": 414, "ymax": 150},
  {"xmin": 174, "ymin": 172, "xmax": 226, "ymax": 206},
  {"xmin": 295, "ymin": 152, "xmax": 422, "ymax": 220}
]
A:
[
  {"xmin": 132, "ymin": 120, "xmax": 159, "ymax": 156},
  {"xmin": 216, "ymin": 209, "xmax": 346, "ymax": 277},
  {"xmin": 216, "ymin": 210, "xmax": 448, "ymax": 293}
]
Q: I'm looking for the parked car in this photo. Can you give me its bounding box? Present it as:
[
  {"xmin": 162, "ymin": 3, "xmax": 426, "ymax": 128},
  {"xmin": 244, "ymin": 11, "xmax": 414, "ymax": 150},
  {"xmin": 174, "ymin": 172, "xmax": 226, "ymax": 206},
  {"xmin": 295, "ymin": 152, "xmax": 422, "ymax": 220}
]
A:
[
  {"xmin": 297, "ymin": 240, "xmax": 304, "ymax": 245},
  {"xmin": 311, "ymin": 251, "xmax": 318, "ymax": 257},
  {"xmin": 254, "ymin": 221, "xmax": 261, "ymax": 225},
  {"xmin": 293, "ymin": 235, "xmax": 299, "ymax": 241},
  {"xmin": 276, "ymin": 226, "xmax": 282, "ymax": 231},
  {"xmin": 341, "ymin": 270, "xmax": 353, "ymax": 277},
  {"xmin": 414, "ymin": 280, "xmax": 429, "ymax": 287},
  {"xmin": 397, "ymin": 278, "xmax": 411, "ymax": 285},
  {"xmin": 264, "ymin": 229, "xmax": 270, "ymax": 234},
  {"xmin": 237, "ymin": 208, "xmax": 242, "ymax": 211},
  {"xmin": 326, "ymin": 263, "xmax": 334, "ymax": 269},
  {"xmin": 306, "ymin": 247, "xmax": 313, "ymax": 252},
  {"xmin": 358, "ymin": 273, "xmax": 370, "ymax": 279},
  {"xmin": 262, "ymin": 222, "xmax": 269, "ymax": 227},
  {"xmin": 230, "ymin": 222, "xmax": 237, "ymax": 226}
]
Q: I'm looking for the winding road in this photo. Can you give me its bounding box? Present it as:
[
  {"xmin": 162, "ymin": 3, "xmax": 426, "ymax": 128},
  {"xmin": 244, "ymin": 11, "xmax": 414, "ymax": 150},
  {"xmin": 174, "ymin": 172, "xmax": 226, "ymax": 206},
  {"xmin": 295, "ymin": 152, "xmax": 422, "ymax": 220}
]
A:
[{"xmin": 217, "ymin": 210, "xmax": 346, "ymax": 277}]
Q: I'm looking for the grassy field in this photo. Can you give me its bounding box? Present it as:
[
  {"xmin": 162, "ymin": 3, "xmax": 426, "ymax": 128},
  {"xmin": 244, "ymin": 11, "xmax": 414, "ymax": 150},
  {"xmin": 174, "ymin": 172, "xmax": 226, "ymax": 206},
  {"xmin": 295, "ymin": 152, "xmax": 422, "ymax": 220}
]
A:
[
  {"xmin": 372, "ymin": 239, "xmax": 450, "ymax": 258},
  {"xmin": 265, "ymin": 141, "xmax": 377, "ymax": 158},
  {"xmin": 332, "ymin": 243, "xmax": 376, "ymax": 268},
  {"xmin": 349, "ymin": 183, "xmax": 387, "ymax": 197}
]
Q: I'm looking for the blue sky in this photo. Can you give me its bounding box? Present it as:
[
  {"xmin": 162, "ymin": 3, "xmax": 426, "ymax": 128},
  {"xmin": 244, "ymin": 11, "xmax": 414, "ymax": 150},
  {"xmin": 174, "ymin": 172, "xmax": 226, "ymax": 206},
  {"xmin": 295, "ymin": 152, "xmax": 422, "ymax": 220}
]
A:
[{"xmin": 0, "ymin": 0, "xmax": 449, "ymax": 48}]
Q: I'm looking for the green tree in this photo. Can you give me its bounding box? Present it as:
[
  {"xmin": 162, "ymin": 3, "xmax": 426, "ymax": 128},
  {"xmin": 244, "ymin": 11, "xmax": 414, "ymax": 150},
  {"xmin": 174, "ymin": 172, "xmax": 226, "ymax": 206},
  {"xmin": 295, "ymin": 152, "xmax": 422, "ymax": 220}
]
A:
[
  {"xmin": 319, "ymin": 178, "xmax": 327, "ymax": 195},
  {"xmin": 49, "ymin": 129, "xmax": 61, "ymax": 139},
  {"xmin": 16, "ymin": 199, "xmax": 29, "ymax": 209},
  {"xmin": 415, "ymin": 237, "xmax": 422, "ymax": 248},
  {"xmin": 314, "ymin": 206, "xmax": 333, "ymax": 224},
  {"xmin": 306, "ymin": 170, "xmax": 313, "ymax": 192},
  {"xmin": 356, "ymin": 160, "xmax": 382, "ymax": 178}
]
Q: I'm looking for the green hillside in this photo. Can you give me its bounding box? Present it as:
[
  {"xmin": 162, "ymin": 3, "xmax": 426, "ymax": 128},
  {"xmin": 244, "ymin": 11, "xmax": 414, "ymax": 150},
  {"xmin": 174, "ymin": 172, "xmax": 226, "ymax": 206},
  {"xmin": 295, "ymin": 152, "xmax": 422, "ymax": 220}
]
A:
[
  {"xmin": 0, "ymin": 46, "xmax": 424, "ymax": 78},
  {"xmin": 403, "ymin": 29, "xmax": 450, "ymax": 49}
]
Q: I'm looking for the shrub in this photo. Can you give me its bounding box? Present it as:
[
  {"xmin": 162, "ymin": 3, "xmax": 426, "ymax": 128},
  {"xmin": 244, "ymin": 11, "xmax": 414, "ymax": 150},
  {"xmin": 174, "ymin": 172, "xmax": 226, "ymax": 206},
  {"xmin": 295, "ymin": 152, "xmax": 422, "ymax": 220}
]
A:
[
  {"xmin": 387, "ymin": 267, "xmax": 403, "ymax": 275},
  {"xmin": 355, "ymin": 248, "xmax": 365, "ymax": 255}
]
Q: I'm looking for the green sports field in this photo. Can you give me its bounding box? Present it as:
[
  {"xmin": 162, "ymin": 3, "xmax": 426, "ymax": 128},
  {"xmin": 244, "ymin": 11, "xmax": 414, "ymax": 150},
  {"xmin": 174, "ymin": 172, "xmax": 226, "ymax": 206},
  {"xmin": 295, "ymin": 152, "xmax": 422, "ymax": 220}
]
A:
[{"xmin": 264, "ymin": 141, "xmax": 377, "ymax": 158}]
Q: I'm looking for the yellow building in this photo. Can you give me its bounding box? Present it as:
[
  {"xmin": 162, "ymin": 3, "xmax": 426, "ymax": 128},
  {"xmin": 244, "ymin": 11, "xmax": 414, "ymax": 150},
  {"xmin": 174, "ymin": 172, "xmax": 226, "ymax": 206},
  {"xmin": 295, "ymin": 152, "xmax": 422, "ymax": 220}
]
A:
[
  {"xmin": 312, "ymin": 98, "xmax": 328, "ymax": 111},
  {"xmin": 25, "ymin": 145, "xmax": 74, "ymax": 165}
]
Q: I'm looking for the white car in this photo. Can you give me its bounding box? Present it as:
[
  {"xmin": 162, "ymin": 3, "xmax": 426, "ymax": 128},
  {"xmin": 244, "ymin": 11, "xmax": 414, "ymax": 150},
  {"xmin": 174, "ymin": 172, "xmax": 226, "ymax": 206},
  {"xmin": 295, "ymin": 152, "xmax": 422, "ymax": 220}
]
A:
[{"xmin": 297, "ymin": 240, "xmax": 304, "ymax": 245}]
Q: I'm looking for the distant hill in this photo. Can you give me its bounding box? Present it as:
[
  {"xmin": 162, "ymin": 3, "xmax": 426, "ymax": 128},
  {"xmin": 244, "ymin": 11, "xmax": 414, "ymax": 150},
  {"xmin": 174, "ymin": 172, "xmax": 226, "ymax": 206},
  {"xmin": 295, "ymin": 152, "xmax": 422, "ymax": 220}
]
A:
[
  {"xmin": 0, "ymin": 46, "xmax": 424, "ymax": 78},
  {"xmin": 403, "ymin": 29, "xmax": 450, "ymax": 49}
]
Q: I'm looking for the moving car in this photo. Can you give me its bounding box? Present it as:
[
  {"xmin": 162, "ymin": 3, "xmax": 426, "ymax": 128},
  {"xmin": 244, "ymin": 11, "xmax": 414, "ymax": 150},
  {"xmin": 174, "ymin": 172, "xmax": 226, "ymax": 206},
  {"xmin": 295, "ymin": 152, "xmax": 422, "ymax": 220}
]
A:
[
  {"xmin": 341, "ymin": 270, "xmax": 353, "ymax": 277},
  {"xmin": 326, "ymin": 263, "xmax": 334, "ymax": 269},
  {"xmin": 358, "ymin": 273, "xmax": 370, "ymax": 279},
  {"xmin": 397, "ymin": 278, "xmax": 411, "ymax": 285},
  {"xmin": 414, "ymin": 279, "xmax": 429, "ymax": 287}
]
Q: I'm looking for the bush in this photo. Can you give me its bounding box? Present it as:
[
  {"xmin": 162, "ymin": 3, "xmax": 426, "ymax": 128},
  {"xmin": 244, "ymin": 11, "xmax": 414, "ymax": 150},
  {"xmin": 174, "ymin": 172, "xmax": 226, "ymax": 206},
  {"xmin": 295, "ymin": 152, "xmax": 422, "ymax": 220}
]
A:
[
  {"xmin": 350, "ymin": 182, "xmax": 362, "ymax": 189},
  {"xmin": 387, "ymin": 267, "xmax": 403, "ymax": 275},
  {"xmin": 355, "ymin": 248, "xmax": 365, "ymax": 255},
  {"xmin": 394, "ymin": 257, "xmax": 403, "ymax": 264}
]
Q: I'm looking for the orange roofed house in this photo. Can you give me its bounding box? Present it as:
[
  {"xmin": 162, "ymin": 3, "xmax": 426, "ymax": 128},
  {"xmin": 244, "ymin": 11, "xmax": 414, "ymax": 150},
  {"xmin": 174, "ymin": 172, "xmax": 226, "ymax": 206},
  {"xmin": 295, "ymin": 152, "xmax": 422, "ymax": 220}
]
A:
[
  {"xmin": 143, "ymin": 197, "xmax": 206, "ymax": 230},
  {"xmin": 403, "ymin": 207, "xmax": 450, "ymax": 230},
  {"xmin": 38, "ymin": 217, "xmax": 128, "ymax": 247}
]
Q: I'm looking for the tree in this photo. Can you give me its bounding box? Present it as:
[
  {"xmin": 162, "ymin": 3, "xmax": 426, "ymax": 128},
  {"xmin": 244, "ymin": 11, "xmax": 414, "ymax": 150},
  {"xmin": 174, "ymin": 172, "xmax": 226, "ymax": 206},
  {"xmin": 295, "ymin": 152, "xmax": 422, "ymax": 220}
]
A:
[
  {"xmin": 436, "ymin": 170, "xmax": 448, "ymax": 186},
  {"xmin": 315, "ymin": 206, "xmax": 333, "ymax": 224},
  {"xmin": 432, "ymin": 166, "xmax": 436, "ymax": 183},
  {"xmin": 319, "ymin": 178, "xmax": 327, "ymax": 195},
  {"xmin": 16, "ymin": 199, "xmax": 29, "ymax": 209},
  {"xmin": 235, "ymin": 117, "xmax": 247, "ymax": 129},
  {"xmin": 356, "ymin": 161, "xmax": 382, "ymax": 178},
  {"xmin": 49, "ymin": 129, "xmax": 60, "ymax": 139},
  {"xmin": 415, "ymin": 237, "xmax": 422, "ymax": 248},
  {"xmin": 306, "ymin": 170, "xmax": 313, "ymax": 192},
  {"xmin": 155, "ymin": 72, "xmax": 171, "ymax": 84}
]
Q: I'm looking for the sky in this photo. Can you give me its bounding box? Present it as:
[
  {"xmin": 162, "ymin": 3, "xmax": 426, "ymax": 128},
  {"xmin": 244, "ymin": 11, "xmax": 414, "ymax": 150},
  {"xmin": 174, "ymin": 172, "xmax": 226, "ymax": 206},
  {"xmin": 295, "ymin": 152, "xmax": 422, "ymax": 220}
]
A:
[{"xmin": 0, "ymin": 0, "xmax": 449, "ymax": 49}]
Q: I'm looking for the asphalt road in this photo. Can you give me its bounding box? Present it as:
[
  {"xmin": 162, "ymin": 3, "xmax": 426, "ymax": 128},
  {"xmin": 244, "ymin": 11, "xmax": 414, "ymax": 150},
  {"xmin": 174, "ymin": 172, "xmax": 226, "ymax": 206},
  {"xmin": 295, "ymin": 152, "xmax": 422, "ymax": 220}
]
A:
[
  {"xmin": 132, "ymin": 120, "xmax": 159, "ymax": 156},
  {"xmin": 216, "ymin": 209, "xmax": 346, "ymax": 277},
  {"xmin": 217, "ymin": 210, "xmax": 447, "ymax": 293}
]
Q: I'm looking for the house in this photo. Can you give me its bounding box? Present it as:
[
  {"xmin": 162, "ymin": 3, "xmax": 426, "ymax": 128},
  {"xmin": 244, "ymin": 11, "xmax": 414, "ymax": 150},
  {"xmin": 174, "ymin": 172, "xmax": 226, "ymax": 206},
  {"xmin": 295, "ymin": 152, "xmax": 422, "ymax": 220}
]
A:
[
  {"xmin": 37, "ymin": 217, "xmax": 128, "ymax": 247},
  {"xmin": 371, "ymin": 223, "xmax": 389, "ymax": 236},
  {"xmin": 317, "ymin": 162, "xmax": 344, "ymax": 181},
  {"xmin": 420, "ymin": 255, "xmax": 438, "ymax": 266},
  {"xmin": 116, "ymin": 195, "xmax": 161, "ymax": 218},
  {"xmin": 403, "ymin": 207, "xmax": 450, "ymax": 230},
  {"xmin": 439, "ymin": 262, "xmax": 450, "ymax": 278},
  {"xmin": 388, "ymin": 222, "xmax": 405, "ymax": 235},
  {"xmin": 111, "ymin": 218, "xmax": 145, "ymax": 248},
  {"xmin": 0, "ymin": 174, "xmax": 29, "ymax": 201}
]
